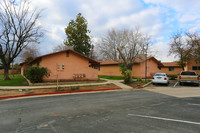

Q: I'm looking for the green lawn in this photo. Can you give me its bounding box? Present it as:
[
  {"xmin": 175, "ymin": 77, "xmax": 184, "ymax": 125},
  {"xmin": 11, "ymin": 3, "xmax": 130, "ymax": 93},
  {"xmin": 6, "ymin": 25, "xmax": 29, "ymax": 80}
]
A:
[
  {"xmin": 0, "ymin": 74, "xmax": 28, "ymax": 86},
  {"xmin": 98, "ymin": 75, "xmax": 137, "ymax": 80}
]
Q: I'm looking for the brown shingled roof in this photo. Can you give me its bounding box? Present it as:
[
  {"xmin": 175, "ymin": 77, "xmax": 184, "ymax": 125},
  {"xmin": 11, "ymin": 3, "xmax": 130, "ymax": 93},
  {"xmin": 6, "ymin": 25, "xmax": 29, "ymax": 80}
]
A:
[
  {"xmin": 162, "ymin": 62, "xmax": 181, "ymax": 67},
  {"xmin": 100, "ymin": 56, "xmax": 164, "ymax": 66},
  {"xmin": 20, "ymin": 49, "xmax": 100, "ymax": 66}
]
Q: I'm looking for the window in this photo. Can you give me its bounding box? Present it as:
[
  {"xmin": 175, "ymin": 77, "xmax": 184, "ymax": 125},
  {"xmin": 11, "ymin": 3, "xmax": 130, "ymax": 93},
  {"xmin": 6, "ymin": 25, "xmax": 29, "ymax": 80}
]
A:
[
  {"xmin": 192, "ymin": 66, "xmax": 200, "ymax": 70},
  {"xmin": 169, "ymin": 67, "xmax": 174, "ymax": 71},
  {"xmin": 154, "ymin": 73, "xmax": 165, "ymax": 76},
  {"xmin": 181, "ymin": 71, "xmax": 196, "ymax": 75},
  {"xmin": 57, "ymin": 64, "xmax": 60, "ymax": 69},
  {"xmin": 62, "ymin": 64, "xmax": 64, "ymax": 69}
]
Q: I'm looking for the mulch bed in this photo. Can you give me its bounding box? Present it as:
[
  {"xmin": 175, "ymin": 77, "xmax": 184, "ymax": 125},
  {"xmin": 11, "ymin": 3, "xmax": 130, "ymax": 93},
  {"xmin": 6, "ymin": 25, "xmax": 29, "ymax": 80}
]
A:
[
  {"xmin": 32, "ymin": 80, "xmax": 106, "ymax": 86},
  {"xmin": 0, "ymin": 84, "xmax": 119, "ymax": 97},
  {"xmin": 126, "ymin": 81, "xmax": 149, "ymax": 89}
]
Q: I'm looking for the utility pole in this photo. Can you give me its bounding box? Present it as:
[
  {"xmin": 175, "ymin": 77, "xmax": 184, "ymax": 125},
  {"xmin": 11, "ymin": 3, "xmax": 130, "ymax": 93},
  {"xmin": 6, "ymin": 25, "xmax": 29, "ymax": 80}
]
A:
[
  {"xmin": 145, "ymin": 53, "xmax": 147, "ymax": 82},
  {"xmin": 145, "ymin": 43, "xmax": 149, "ymax": 82}
]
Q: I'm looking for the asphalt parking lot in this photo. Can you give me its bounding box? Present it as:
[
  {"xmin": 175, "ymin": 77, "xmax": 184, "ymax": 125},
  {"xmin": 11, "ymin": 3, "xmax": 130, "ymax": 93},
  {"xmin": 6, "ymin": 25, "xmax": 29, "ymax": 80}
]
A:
[
  {"xmin": 0, "ymin": 90, "xmax": 200, "ymax": 133},
  {"xmin": 148, "ymin": 80, "xmax": 200, "ymax": 88}
]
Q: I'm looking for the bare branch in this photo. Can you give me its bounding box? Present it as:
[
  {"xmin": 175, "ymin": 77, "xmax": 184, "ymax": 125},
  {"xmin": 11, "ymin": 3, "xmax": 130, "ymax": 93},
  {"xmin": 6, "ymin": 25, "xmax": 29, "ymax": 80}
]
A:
[{"xmin": 0, "ymin": 0, "xmax": 44, "ymax": 80}]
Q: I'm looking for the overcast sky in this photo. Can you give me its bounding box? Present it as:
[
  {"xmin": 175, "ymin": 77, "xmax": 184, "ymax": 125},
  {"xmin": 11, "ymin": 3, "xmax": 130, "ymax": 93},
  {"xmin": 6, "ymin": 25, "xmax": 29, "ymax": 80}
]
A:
[{"xmin": 30, "ymin": 0, "xmax": 200, "ymax": 62}]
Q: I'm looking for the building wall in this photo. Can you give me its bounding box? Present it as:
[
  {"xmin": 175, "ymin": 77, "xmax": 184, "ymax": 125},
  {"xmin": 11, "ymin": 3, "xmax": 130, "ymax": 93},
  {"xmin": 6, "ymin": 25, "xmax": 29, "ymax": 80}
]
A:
[
  {"xmin": 98, "ymin": 59, "xmax": 163, "ymax": 78},
  {"xmin": 23, "ymin": 51, "xmax": 98, "ymax": 81},
  {"xmin": 160, "ymin": 67, "xmax": 182, "ymax": 75},
  {"xmin": 132, "ymin": 64, "xmax": 141, "ymax": 78},
  {"xmin": 139, "ymin": 59, "xmax": 163, "ymax": 78},
  {"xmin": 21, "ymin": 64, "xmax": 28, "ymax": 76},
  {"xmin": 185, "ymin": 59, "xmax": 200, "ymax": 75},
  {"xmin": 98, "ymin": 65, "xmax": 123, "ymax": 76},
  {"xmin": 98, "ymin": 58, "xmax": 200, "ymax": 78},
  {"xmin": 98, "ymin": 64, "xmax": 142, "ymax": 78}
]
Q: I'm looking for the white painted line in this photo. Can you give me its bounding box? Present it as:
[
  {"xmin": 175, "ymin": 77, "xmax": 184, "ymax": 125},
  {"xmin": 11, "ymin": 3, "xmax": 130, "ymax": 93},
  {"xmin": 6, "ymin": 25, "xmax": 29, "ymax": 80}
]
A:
[
  {"xmin": 128, "ymin": 114, "xmax": 200, "ymax": 125},
  {"xmin": 173, "ymin": 82, "xmax": 179, "ymax": 88},
  {"xmin": 188, "ymin": 103, "xmax": 200, "ymax": 106}
]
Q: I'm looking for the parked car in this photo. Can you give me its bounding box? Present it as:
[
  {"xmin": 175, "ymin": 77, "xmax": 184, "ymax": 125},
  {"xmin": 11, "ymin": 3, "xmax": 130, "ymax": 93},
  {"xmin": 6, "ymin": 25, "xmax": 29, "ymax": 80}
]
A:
[
  {"xmin": 152, "ymin": 73, "xmax": 169, "ymax": 85},
  {"xmin": 179, "ymin": 71, "xmax": 199, "ymax": 86}
]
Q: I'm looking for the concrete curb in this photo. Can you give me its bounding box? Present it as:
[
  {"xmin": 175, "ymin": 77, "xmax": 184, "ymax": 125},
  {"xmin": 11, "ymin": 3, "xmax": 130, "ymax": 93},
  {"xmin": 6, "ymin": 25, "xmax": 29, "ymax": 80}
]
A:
[
  {"xmin": 143, "ymin": 81, "xmax": 152, "ymax": 87},
  {"xmin": 0, "ymin": 88, "xmax": 121, "ymax": 100},
  {"xmin": 137, "ymin": 81, "xmax": 152, "ymax": 89}
]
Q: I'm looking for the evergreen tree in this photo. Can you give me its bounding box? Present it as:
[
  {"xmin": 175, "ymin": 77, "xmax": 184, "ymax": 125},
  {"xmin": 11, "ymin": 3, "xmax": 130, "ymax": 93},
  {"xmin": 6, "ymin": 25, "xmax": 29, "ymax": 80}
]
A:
[{"xmin": 64, "ymin": 13, "xmax": 91, "ymax": 57}]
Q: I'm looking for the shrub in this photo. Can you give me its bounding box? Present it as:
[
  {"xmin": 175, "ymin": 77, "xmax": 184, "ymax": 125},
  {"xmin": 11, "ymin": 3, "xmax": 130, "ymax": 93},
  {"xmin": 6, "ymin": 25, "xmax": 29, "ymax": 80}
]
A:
[
  {"xmin": 143, "ymin": 79, "xmax": 151, "ymax": 83},
  {"xmin": 119, "ymin": 64, "xmax": 132, "ymax": 84},
  {"xmin": 167, "ymin": 74, "xmax": 178, "ymax": 80},
  {"xmin": 136, "ymin": 78, "xmax": 142, "ymax": 82},
  {"xmin": 137, "ymin": 83, "xmax": 141, "ymax": 86},
  {"xmin": 24, "ymin": 67, "xmax": 49, "ymax": 83}
]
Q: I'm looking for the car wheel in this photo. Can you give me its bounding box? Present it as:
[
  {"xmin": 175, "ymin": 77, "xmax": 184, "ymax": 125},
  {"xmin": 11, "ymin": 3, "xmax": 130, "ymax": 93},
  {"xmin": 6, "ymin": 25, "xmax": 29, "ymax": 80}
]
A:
[
  {"xmin": 153, "ymin": 83, "xmax": 156, "ymax": 85},
  {"xmin": 179, "ymin": 82, "xmax": 182, "ymax": 86},
  {"xmin": 196, "ymin": 84, "xmax": 199, "ymax": 87}
]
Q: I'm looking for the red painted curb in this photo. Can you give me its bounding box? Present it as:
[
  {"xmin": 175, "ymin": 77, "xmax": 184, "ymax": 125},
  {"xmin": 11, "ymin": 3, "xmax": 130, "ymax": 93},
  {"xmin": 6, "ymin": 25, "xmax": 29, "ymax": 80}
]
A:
[
  {"xmin": 0, "ymin": 88, "xmax": 121, "ymax": 100},
  {"xmin": 137, "ymin": 86, "xmax": 144, "ymax": 89}
]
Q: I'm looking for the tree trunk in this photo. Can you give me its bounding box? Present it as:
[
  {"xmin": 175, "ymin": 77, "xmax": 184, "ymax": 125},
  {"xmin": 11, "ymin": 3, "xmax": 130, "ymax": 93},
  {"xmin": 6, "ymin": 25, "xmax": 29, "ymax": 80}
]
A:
[
  {"xmin": 126, "ymin": 64, "xmax": 133, "ymax": 83},
  {"xmin": 3, "ymin": 67, "xmax": 11, "ymax": 80},
  {"xmin": 182, "ymin": 66, "xmax": 185, "ymax": 71},
  {"xmin": 127, "ymin": 72, "xmax": 132, "ymax": 83}
]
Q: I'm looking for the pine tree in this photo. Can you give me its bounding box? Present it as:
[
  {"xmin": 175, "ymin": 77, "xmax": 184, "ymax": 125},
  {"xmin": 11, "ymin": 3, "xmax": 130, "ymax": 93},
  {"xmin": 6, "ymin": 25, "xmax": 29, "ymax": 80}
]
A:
[{"xmin": 64, "ymin": 13, "xmax": 91, "ymax": 57}]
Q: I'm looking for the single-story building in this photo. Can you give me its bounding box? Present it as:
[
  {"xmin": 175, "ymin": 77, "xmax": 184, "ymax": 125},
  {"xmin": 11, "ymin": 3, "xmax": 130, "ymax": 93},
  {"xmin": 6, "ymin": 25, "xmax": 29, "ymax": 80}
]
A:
[
  {"xmin": 185, "ymin": 58, "xmax": 200, "ymax": 75},
  {"xmin": 98, "ymin": 57, "xmax": 164, "ymax": 78},
  {"xmin": 20, "ymin": 49, "xmax": 100, "ymax": 81},
  {"xmin": 161, "ymin": 62, "xmax": 182, "ymax": 75},
  {"xmin": 98, "ymin": 57, "xmax": 189, "ymax": 78}
]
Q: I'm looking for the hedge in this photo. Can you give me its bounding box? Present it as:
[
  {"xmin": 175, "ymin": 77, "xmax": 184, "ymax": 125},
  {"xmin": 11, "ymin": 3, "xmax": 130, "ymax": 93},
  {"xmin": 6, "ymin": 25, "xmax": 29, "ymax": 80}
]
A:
[
  {"xmin": 24, "ymin": 67, "xmax": 49, "ymax": 83},
  {"xmin": 167, "ymin": 74, "xmax": 178, "ymax": 80}
]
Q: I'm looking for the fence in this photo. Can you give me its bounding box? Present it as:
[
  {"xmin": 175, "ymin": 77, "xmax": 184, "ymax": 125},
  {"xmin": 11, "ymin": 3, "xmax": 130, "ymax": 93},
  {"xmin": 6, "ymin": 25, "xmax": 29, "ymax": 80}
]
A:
[{"xmin": 0, "ymin": 69, "xmax": 20, "ymax": 75}]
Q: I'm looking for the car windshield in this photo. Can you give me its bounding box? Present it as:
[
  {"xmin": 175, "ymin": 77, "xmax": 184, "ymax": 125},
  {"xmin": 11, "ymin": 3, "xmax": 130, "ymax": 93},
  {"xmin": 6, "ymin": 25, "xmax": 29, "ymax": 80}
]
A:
[
  {"xmin": 181, "ymin": 71, "xmax": 196, "ymax": 75},
  {"xmin": 154, "ymin": 73, "xmax": 165, "ymax": 76}
]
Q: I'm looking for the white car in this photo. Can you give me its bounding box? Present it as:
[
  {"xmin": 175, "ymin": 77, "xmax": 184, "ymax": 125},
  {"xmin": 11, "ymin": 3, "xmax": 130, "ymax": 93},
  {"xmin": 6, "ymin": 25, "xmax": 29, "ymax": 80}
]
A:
[{"xmin": 152, "ymin": 73, "xmax": 169, "ymax": 85}]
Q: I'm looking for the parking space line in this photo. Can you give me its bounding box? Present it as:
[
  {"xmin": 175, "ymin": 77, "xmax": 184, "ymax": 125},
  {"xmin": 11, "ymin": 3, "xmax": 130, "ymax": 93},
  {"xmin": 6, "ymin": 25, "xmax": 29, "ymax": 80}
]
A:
[
  {"xmin": 128, "ymin": 114, "xmax": 200, "ymax": 125},
  {"xmin": 173, "ymin": 82, "xmax": 179, "ymax": 88},
  {"xmin": 188, "ymin": 103, "xmax": 200, "ymax": 106}
]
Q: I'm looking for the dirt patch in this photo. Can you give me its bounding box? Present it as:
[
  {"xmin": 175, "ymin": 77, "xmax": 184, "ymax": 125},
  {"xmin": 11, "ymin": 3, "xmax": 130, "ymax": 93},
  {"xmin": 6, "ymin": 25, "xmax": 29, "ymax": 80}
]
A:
[
  {"xmin": 0, "ymin": 83, "xmax": 119, "ymax": 97},
  {"xmin": 32, "ymin": 80, "xmax": 106, "ymax": 86}
]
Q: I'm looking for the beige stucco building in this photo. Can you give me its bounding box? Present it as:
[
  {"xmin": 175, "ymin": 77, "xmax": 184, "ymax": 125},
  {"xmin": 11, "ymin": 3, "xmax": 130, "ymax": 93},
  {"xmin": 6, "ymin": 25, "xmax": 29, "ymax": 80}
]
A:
[
  {"xmin": 98, "ymin": 57, "xmax": 191, "ymax": 78},
  {"xmin": 21, "ymin": 50, "xmax": 100, "ymax": 81}
]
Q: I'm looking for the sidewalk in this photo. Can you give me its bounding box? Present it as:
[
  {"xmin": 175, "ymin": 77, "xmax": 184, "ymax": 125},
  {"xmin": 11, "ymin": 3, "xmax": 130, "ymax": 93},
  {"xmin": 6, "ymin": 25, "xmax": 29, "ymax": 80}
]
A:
[
  {"xmin": 147, "ymin": 86, "xmax": 200, "ymax": 98},
  {"xmin": 0, "ymin": 79, "xmax": 133, "ymax": 90},
  {"xmin": 100, "ymin": 78, "xmax": 133, "ymax": 90}
]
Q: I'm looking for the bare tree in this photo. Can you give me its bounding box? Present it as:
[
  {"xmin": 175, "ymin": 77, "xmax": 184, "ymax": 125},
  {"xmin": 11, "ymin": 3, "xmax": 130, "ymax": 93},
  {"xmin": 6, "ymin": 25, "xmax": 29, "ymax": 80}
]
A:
[
  {"xmin": 96, "ymin": 29, "xmax": 121, "ymax": 60},
  {"xmin": 169, "ymin": 30, "xmax": 194, "ymax": 70},
  {"xmin": 20, "ymin": 44, "xmax": 40, "ymax": 62},
  {"xmin": 0, "ymin": 0, "xmax": 43, "ymax": 80},
  {"xmin": 52, "ymin": 44, "xmax": 73, "ymax": 52},
  {"xmin": 186, "ymin": 32, "xmax": 200, "ymax": 63},
  {"xmin": 97, "ymin": 27, "xmax": 152, "ymax": 83}
]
